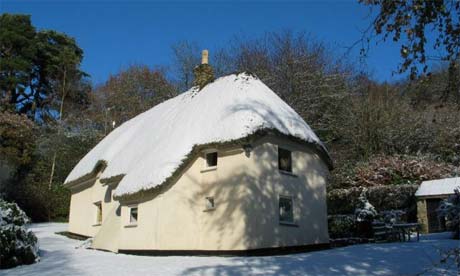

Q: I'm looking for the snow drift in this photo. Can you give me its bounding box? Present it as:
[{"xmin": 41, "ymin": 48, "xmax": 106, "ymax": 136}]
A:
[{"xmin": 64, "ymin": 73, "xmax": 329, "ymax": 197}]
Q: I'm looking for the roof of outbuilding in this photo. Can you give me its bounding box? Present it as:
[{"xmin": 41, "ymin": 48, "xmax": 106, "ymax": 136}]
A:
[
  {"xmin": 64, "ymin": 72, "xmax": 330, "ymax": 197},
  {"xmin": 415, "ymin": 177, "xmax": 460, "ymax": 197}
]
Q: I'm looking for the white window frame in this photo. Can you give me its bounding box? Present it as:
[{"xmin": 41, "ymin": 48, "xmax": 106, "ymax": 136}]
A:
[
  {"xmin": 279, "ymin": 195, "xmax": 296, "ymax": 225},
  {"xmin": 126, "ymin": 205, "xmax": 139, "ymax": 227},
  {"xmin": 202, "ymin": 149, "xmax": 218, "ymax": 172}
]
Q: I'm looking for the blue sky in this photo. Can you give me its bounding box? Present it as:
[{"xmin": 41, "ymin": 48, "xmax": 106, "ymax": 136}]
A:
[{"xmin": 1, "ymin": 0, "xmax": 426, "ymax": 85}]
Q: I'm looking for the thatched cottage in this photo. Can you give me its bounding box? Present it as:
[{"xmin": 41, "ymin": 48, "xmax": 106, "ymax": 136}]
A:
[
  {"xmin": 64, "ymin": 52, "xmax": 332, "ymax": 255},
  {"xmin": 415, "ymin": 177, "xmax": 459, "ymax": 233}
]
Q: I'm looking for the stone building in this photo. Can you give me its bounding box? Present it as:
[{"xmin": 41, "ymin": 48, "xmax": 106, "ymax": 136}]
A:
[{"xmin": 415, "ymin": 177, "xmax": 459, "ymax": 233}]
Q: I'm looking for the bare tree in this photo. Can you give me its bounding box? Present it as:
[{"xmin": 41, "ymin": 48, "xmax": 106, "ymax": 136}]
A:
[
  {"xmin": 93, "ymin": 65, "xmax": 178, "ymax": 128},
  {"xmin": 171, "ymin": 41, "xmax": 201, "ymax": 91}
]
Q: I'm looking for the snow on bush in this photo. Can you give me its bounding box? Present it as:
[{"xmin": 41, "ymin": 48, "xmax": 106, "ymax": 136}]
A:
[
  {"xmin": 437, "ymin": 187, "xmax": 460, "ymax": 239},
  {"xmin": 378, "ymin": 210, "xmax": 406, "ymax": 225},
  {"xmin": 0, "ymin": 199, "xmax": 38, "ymax": 269},
  {"xmin": 354, "ymin": 188, "xmax": 377, "ymax": 222},
  {"xmin": 327, "ymin": 185, "xmax": 417, "ymax": 215}
]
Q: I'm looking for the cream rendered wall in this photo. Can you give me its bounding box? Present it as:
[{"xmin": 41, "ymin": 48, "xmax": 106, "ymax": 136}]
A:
[
  {"xmin": 241, "ymin": 136, "xmax": 330, "ymax": 249},
  {"xmin": 68, "ymin": 175, "xmax": 117, "ymax": 238},
  {"xmin": 114, "ymin": 136, "xmax": 329, "ymax": 251},
  {"xmin": 116, "ymin": 147, "xmax": 249, "ymax": 251}
]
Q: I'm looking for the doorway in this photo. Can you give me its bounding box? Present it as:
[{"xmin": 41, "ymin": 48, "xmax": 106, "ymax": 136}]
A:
[{"xmin": 426, "ymin": 198, "xmax": 446, "ymax": 232}]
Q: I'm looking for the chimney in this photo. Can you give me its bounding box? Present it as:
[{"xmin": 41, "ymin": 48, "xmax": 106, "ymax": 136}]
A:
[{"xmin": 193, "ymin": 49, "xmax": 214, "ymax": 89}]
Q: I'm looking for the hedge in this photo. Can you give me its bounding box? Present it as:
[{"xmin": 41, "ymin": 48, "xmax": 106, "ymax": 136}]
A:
[{"xmin": 327, "ymin": 185, "xmax": 419, "ymax": 221}]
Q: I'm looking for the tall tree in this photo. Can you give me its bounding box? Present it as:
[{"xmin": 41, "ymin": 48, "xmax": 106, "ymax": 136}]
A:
[
  {"xmin": 0, "ymin": 14, "xmax": 36, "ymax": 113},
  {"xmin": 0, "ymin": 14, "xmax": 88, "ymax": 120},
  {"xmin": 35, "ymin": 30, "xmax": 87, "ymax": 121},
  {"xmin": 34, "ymin": 30, "xmax": 88, "ymax": 186}
]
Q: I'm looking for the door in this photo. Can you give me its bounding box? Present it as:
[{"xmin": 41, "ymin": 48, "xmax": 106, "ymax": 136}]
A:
[{"xmin": 426, "ymin": 198, "xmax": 442, "ymax": 233}]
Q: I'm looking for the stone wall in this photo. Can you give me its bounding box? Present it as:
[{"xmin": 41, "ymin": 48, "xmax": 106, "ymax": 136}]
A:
[
  {"xmin": 416, "ymin": 199, "xmax": 428, "ymax": 233},
  {"xmin": 193, "ymin": 64, "xmax": 214, "ymax": 89}
]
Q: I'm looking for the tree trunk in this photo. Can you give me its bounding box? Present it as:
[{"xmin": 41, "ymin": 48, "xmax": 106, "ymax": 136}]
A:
[
  {"xmin": 49, "ymin": 67, "xmax": 67, "ymax": 189},
  {"xmin": 49, "ymin": 152, "xmax": 57, "ymax": 190}
]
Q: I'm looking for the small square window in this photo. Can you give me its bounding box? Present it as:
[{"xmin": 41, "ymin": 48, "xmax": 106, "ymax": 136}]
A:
[
  {"xmin": 129, "ymin": 206, "xmax": 138, "ymax": 224},
  {"xmin": 94, "ymin": 202, "xmax": 102, "ymax": 224},
  {"xmin": 205, "ymin": 152, "xmax": 218, "ymax": 167},
  {"xmin": 205, "ymin": 197, "xmax": 215, "ymax": 211},
  {"xmin": 279, "ymin": 196, "xmax": 294, "ymax": 223},
  {"xmin": 278, "ymin": 147, "xmax": 292, "ymax": 172}
]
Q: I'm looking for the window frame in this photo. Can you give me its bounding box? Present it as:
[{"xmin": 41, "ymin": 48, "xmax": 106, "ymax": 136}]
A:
[
  {"xmin": 93, "ymin": 201, "xmax": 102, "ymax": 226},
  {"xmin": 278, "ymin": 147, "xmax": 293, "ymax": 173},
  {"xmin": 278, "ymin": 195, "xmax": 296, "ymax": 225},
  {"xmin": 126, "ymin": 205, "xmax": 139, "ymax": 227},
  {"xmin": 202, "ymin": 149, "xmax": 218, "ymax": 172}
]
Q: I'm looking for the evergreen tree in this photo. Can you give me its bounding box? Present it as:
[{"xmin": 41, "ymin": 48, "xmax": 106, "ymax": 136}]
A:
[{"xmin": 0, "ymin": 14, "xmax": 88, "ymax": 120}]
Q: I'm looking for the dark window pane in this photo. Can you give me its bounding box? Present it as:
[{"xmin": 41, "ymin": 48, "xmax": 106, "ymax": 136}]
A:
[
  {"xmin": 206, "ymin": 152, "xmax": 218, "ymax": 167},
  {"xmin": 279, "ymin": 197, "xmax": 294, "ymax": 223},
  {"xmin": 278, "ymin": 148, "xmax": 292, "ymax": 172},
  {"xmin": 206, "ymin": 197, "xmax": 215, "ymax": 209},
  {"xmin": 130, "ymin": 207, "xmax": 138, "ymax": 223}
]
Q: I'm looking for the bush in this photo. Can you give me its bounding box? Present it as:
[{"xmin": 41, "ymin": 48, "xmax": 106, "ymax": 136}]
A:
[
  {"xmin": 353, "ymin": 189, "xmax": 377, "ymax": 238},
  {"xmin": 328, "ymin": 214, "xmax": 355, "ymax": 239},
  {"xmin": 0, "ymin": 199, "xmax": 38, "ymax": 269},
  {"xmin": 437, "ymin": 188, "xmax": 460, "ymax": 239},
  {"xmin": 354, "ymin": 189, "xmax": 377, "ymax": 222}
]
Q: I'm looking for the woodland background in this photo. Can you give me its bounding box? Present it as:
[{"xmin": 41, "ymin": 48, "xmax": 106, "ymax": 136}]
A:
[{"xmin": 1, "ymin": 1, "xmax": 460, "ymax": 222}]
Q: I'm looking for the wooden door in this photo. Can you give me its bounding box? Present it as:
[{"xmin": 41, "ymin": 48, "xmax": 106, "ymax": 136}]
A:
[{"xmin": 426, "ymin": 198, "xmax": 442, "ymax": 232}]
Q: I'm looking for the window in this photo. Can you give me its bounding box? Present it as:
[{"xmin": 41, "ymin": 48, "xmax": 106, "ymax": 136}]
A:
[
  {"xmin": 94, "ymin": 202, "xmax": 102, "ymax": 225},
  {"xmin": 278, "ymin": 147, "xmax": 292, "ymax": 172},
  {"xmin": 104, "ymin": 186, "xmax": 113, "ymax": 203},
  {"xmin": 205, "ymin": 151, "xmax": 218, "ymax": 167},
  {"xmin": 279, "ymin": 196, "xmax": 294, "ymax": 223},
  {"xmin": 205, "ymin": 197, "xmax": 215, "ymax": 211},
  {"xmin": 129, "ymin": 206, "xmax": 138, "ymax": 225}
]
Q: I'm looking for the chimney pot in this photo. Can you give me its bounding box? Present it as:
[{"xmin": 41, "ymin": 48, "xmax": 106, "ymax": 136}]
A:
[{"xmin": 201, "ymin": 49, "xmax": 209, "ymax": 65}]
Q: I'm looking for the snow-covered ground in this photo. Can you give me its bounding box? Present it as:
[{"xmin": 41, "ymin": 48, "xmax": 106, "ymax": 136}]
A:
[{"xmin": 2, "ymin": 223, "xmax": 459, "ymax": 276}]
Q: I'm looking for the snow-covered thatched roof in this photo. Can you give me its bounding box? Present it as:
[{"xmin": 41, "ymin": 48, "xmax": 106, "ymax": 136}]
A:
[
  {"xmin": 415, "ymin": 177, "xmax": 460, "ymax": 197},
  {"xmin": 64, "ymin": 73, "xmax": 330, "ymax": 197}
]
